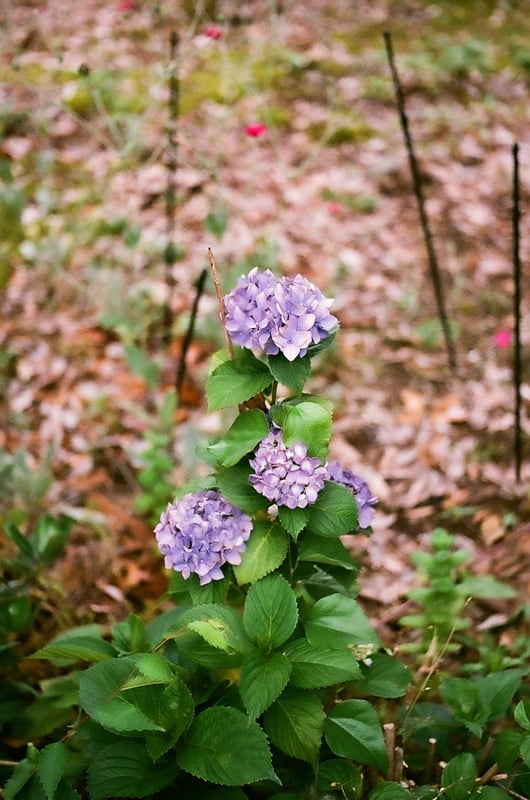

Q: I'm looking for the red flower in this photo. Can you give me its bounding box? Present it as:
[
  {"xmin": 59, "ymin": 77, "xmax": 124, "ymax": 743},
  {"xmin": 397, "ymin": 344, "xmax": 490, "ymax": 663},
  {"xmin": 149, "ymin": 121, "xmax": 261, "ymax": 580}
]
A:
[
  {"xmin": 118, "ymin": 0, "xmax": 134, "ymax": 10},
  {"xmin": 245, "ymin": 122, "xmax": 267, "ymax": 138},
  {"xmin": 205, "ymin": 25, "xmax": 222, "ymax": 39},
  {"xmin": 493, "ymin": 328, "xmax": 512, "ymax": 349},
  {"xmin": 328, "ymin": 202, "xmax": 343, "ymax": 215}
]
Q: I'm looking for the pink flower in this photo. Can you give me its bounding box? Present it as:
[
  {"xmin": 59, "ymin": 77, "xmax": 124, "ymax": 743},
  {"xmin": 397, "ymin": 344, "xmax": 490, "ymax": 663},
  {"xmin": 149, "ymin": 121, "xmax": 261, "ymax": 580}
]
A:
[
  {"xmin": 245, "ymin": 122, "xmax": 268, "ymax": 138},
  {"xmin": 205, "ymin": 25, "xmax": 222, "ymax": 39},
  {"xmin": 328, "ymin": 202, "xmax": 343, "ymax": 215},
  {"xmin": 493, "ymin": 328, "xmax": 512, "ymax": 349},
  {"xmin": 118, "ymin": 0, "xmax": 134, "ymax": 10}
]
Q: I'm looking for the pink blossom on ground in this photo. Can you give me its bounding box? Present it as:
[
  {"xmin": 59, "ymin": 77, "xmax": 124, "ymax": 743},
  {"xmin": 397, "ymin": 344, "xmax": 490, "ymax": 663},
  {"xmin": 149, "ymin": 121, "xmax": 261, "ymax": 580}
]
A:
[
  {"xmin": 205, "ymin": 25, "xmax": 222, "ymax": 39},
  {"xmin": 328, "ymin": 201, "xmax": 343, "ymax": 215},
  {"xmin": 245, "ymin": 122, "xmax": 268, "ymax": 138},
  {"xmin": 118, "ymin": 0, "xmax": 134, "ymax": 10},
  {"xmin": 493, "ymin": 328, "xmax": 512, "ymax": 349}
]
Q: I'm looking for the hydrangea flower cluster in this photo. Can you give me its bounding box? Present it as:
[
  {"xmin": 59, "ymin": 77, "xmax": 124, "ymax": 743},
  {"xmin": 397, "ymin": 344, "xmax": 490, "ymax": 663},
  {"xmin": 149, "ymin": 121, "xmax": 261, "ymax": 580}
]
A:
[
  {"xmin": 249, "ymin": 426, "xmax": 329, "ymax": 509},
  {"xmin": 328, "ymin": 461, "xmax": 378, "ymax": 529},
  {"xmin": 224, "ymin": 268, "xmax": 338, "ymax": 362},
  {"xmin": 155, "ymin": 490, "xmax": 252, "ymax": 585}
]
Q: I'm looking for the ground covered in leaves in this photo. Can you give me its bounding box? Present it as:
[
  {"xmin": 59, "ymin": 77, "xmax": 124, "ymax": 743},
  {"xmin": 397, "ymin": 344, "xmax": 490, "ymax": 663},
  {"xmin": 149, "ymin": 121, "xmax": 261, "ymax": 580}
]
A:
[{"xmin": 1, "ymin": 0, "xmax": 529, "ymax": 654}]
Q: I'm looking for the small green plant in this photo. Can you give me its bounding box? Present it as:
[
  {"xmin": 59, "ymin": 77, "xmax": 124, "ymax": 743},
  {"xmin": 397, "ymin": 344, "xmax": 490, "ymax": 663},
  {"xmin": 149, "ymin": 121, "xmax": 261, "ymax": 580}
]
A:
[
  {"xmin": 133, "ymin": 390, "xmax": 178, "ymax": 523},
  {"xmin": 399, "ymin": 528, "xmax": 516, "ymax": 657}
]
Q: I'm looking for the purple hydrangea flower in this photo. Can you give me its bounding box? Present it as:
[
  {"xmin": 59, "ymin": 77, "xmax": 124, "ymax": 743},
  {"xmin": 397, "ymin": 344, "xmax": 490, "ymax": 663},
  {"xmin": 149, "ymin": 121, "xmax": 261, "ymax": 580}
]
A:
[
  {"xmin": 155, "ymin": 490, "xmax": 252, "ymax": 585},
  {"xmin": 224, "ymin": 268, "xmax": 338, "ymax": 362},
  {"xmin": 249, "ymin": 426, "xmax": 329, "ymax": 509},
  {"xmin": 327, "ymin": 461, "xmax": 377, "ymax": 529}
]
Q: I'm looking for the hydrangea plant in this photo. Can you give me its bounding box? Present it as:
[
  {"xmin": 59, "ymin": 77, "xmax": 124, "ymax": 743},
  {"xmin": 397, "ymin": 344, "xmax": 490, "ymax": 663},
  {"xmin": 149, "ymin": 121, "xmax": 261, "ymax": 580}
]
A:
[{"xmin": 18, "ymin": 269, "xmax": 413, "ymax": 800}]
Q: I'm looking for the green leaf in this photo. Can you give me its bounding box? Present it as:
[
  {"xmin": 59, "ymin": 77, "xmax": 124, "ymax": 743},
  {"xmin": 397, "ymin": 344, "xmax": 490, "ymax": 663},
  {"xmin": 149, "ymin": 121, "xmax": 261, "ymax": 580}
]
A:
[
  {"xmin": 204, "ymin": 409, "xmax": 269, "ymax": 468},
  {"xmin": 30, "ymin": 635, "xmax": 115, "ymax": 666},
  {"xmin": 207, "ymin": 351, "xmax": 272, "ymax": 412},
  {"xmin": 146, "ymin": 677, "xmax": 195, "ymax": 760},
  {"xmin": 268, "ymin": 352, "xmax": 311, "ymax": 393},
  {"xmin": 112, "ymin": 614, "xmax": 148, "ymax": 654},
  {"xmin": 263, "ymin": 688, "xmax": 325, "ymax": 765},
  {"xmin": 520, "ymin": 733, "xmax": 530, "ymax": 767},
  {"xmin": 366, "ymin": 783, "xmax": 411, "ymax": 800},
  {"xmin": 121, "ymin": 652, "xmax": 174, "ymax": 688},
  {"xmin": 177, "ymin": 706, "xmax": 278, "ymax": 785},
  {"xmin": 182, "ymin": 604, "xmax": 252, "ymax": 655},
  {"xmin": 87, "ymin": 742, "xmax": 177, "ymax": 799},
  {"xmin": 240, "ymin": 649, "xmax": 292, "ymax": 718},
  {"xmin": 233, "ymin": 519, "xmax": 288, "ymax": 585},
  {"xmin": 278, "ymin": 505, "xmax": 309, "ymax": 540},
  {"xmin": 298, "ymin": 531, "xmax": 358, "ymax": 571},
  {"xmin": 37, "ymin": 742, "xmax": 66, "ymax": 800},
  {"xmin": 124, "ymin": 344, "xmax": 160, "ymax": 389},
  {"xmin": 281, "ymin": 400, "xmax": 332, "ymax": 461},
  {"xmin": 475, "ymin": 670, "xmax": 523, "ymax": 722},
  {"xmin": 243, "ymin": 574, "xmax": 298, "ymax": 651},
  {"xmin": 217, "ymin": 460, "xmax": 270, "ymax": 514},
  {"xmin": 31, "ymin": 515, "xmax": 71, "ymax": 563},
  {"xmin": 304, "ymin": 594, "xmax": 379, "ymax": 650},
  {"xmin": 285, "ymin": 638, "xmax": 362, "ymax": 688},
  {"xmin": 306, "ymin": 482, "xmax": 358, "ymax": 537},
  {"xmin": 351, "ymin": 652, "xmax": 412, "ymax": 698},
  {"xmin": 79, "ymin": 656, "xmax": 166, "ymax": 734},
  {"xmin": 5, "ymin": 521, "xmax": 37, "ymax": 559},
  {"xmin": 441, "ymin": 753, "xmax": 477, "ymax": 800},
  {"xmin": 205, "ymin": 208, "xmax": 229, "ymax": 238},
  {"xmin": 459, "ymin": 575, "xmax": 516, "ymax": 600},
  {"xmin": 3, "ymin": 758, "xmax": 36, "ymax": 800},
  {"xmin": 494, "ymin": 728, "xmax": 523, "ymax": 771},
  {"xmin": 324, "ymin": 699, "xmax": 387, "ymax": 772},
  {"xmin": 441, "ymin": 670, "xmax": 523, "ymax": 737},
  {"xmin": 317, "ymin": 759, "xmax": 362, "ymax": 800},
  {"xmin": 470, "ymin": 789, "xmax": 511, "ymax": 800},
  {"xmin": 515, "ymin": 699, "xmax": 530, "ymax": 731}
]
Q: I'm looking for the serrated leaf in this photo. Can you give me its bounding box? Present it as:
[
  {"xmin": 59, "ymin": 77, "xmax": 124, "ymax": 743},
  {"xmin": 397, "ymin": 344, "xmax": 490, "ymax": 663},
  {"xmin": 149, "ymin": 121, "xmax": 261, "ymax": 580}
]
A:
[
  {"xmin": 79, "ymin": 656, "xmax": 166, "ymax": 734},
  {"xmin": 263, "ymin": 688, "xmax": 324, "ymax": 765},
  {"xmin": 207, "ymin": 351, "xmax": 272, "ymax": 411},
  {"xmin": 87, "ymin": 742, "xmax": 177, "ymax": 799},
  {"xmin": 306, "ymin": 482, "xmax": 358, "ymax": 537},
  {"xmin": 217, "ymin": 460, "xmax": 270, "ymax": 514},
  {"xmin": 233, "ymin": 519, "xmax": 288, "ymax": 585},
  {"xmin": 317, "ymin": 759, "xmax": 362, "ymax": 800},
  {"xmin": 204, "ymin": 409, "xmax": 269, "ymax": 468},
  {"xmin": 304, "ymin": 593, "xmax": 379, "ymax": 650},
  {"xmin": 177, "ymin": 706, "xmax": 278, "ymax": 785},
  {"xmin": 37, "ymin": 742, "xmax": 66, "ymax": 800},
  {"xmin": 515, "ymin": 699, "xmax": 530, "ymax": 731},
  {"xmin": 324, "ymin": 699, "xmax": 387, "ymax": 772},
  {"xmin": 182, "ymin": 604, "xmax": 252, "ymax": 655},
  {"xmin": 278, "ymin": 505, "xmax": 309, "ymax": 540},
  {"xmin": 121, "ymin": 652, "xmax": 174, "ymax": 689},
  {"xmin": 243, "ymin": 574, "xmax": 298, "ymax": 651},
  {"xmin": 240, "ymin": 649, "xmax": 292, "ymax": 718},
  {"xmin": 351, "ymin": 652, "xmax": 412, "ymax": 698},
  {"xmin": 3, "ymin": 758, "xmax": 36, "ymax": 800},
  {"xmin": 281, "ymin": 400, "xmax": 332, "ymax": 461},
  {"xmin": 268, "ymin": 352, "xmax": 311, "ymax": 392},
  {"xmin": 285, "ymin": 638, "xmax": 362, "ymax": 688},
  {"xmin": 441, "ymin": 753, "xmax": 476, "ymax": 800},
  {"xmin": 366, "ymin": 781, "xmax": 412, "ymax": 800},
  {"xmin": 298, "ymin": 531, "xmax": 358, "ymax": 571},
  {"xmin": 146, "ymin": 677, "xmax": 195, "ymax": 760},
  {"xmin": 30, "ymin": 635, "xmax": 115, "ymax": 666}
]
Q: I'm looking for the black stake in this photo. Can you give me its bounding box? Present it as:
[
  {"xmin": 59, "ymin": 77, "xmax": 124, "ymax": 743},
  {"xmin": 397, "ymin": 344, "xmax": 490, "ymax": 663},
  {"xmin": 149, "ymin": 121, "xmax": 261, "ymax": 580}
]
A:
[
  {"xmin": 176, "ymin": 267, "xmax": 208, "ymax": 396},
  {"xmin": 383, "ymin": 31, "xmax": 457, "ymax": 373},
  {"xmin": 512, "ymin": 142, "xmax": 522, "ymax": 484},
  {"xmin": 162, "ymin": 30, "xmax": 179, "ymax": 345}
]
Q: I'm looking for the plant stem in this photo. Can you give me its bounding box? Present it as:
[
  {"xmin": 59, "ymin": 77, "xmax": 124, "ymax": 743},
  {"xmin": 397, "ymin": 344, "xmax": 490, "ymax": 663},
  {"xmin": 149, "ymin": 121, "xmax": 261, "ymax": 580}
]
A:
[
  {"xmin": 208, "ymin": 247, "xmax": 233, "ymax": 358},
  {"xmin": 162, "ymin": 30, "xmax": 179, "ymax": 345},
  {"xmin": 176, "ymin": 267, "xmax": 208, "ymax": 394},
  {"xmin": 383, "ymin": 30, "xmax": 457, "ymax": 374},
  {"xmin": 512, "ymin": 142, "xmax": 522, "ymax": 484}
]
